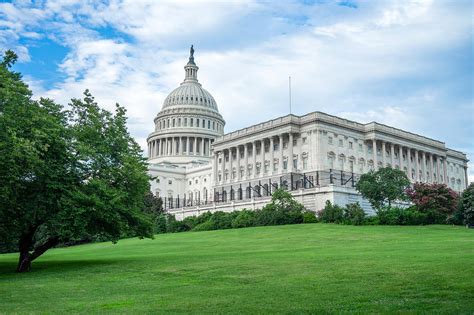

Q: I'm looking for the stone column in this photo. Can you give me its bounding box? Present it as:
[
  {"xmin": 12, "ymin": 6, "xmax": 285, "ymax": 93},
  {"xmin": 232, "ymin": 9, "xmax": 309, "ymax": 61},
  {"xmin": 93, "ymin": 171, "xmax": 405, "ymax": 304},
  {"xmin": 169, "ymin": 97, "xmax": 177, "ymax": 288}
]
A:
[
  {"xmin": 177, "ymin": 137, "xmax": 182, "ymax": 155},
  {"xmin": 186, "ymin": 136, "xmax": 190, "ymax": 155},
  {"xmin": 213, "ymin": 151, "xmax": 218, "ymax": 183},
  {"xmin": 422, "ymin": 152, "xmax": 427, "ymax": 182},
  {"xmin": 415, "ymin": 150, "xmax": 419, "ymax": 182},
  {"xmin": 244, "ymin": 144, "xmax": 249, "ymax": 179},
  {"xmin": 270, "ymin": 137, "xmax": 274, "ymax": 174},
  {"xmin": 252, "ymin": 141, "xmax": 257, "ymax": 178},
  {"xmin": 364, "ymin": 140, "xmax": 370, "ymax": 172},
  {"xmin": 407, "ymin": 147, "xmax": 412, "ymax": 181},
  {"xmin": 390, "ymin": 143, "xmax": 395, "ymax": 168},
  {"xmin": 194, "ymin": 137, "xmax": 197, "ymax": 155},
  {"xmin": 221, "ymin": 150, "xmax": 225, "ymax": 183},
  {"xmin": 261, "ymin": 139, "xmax": 266, "ymax": 176},
  {"xmin": 398, "ymin": 145, "xmax": 403, "ymax": 170},
  {"xmin": 288, "ymin": 133, "xmax": 294, "ymax": 172},
  {"xmin": 279, "ymin": 135, "xmax": 284, "ymax": 172},
  {"xmin": 430, "ymin": 153, "xmax": 434, "ymax": 183},
  {"xmin": 201, "ymin": 137, "xmax": 205, "ymax": 156},
  {"xmin": 382, "ymin": 141, "xmax": 386, "ymax": 167},
  {"xmin": 229, "ymin": 147, "xmax": 233, "ymax": 181},
  {"xmin": 443, "ymin": 158, "xmax": 448, "ymax": 184},
  {"xmin": 237, "ymin": 145, "xmax": 241, "ymax": 180},
  {"xmin": 436, "ymin": 156, "xmax": 441, "ymax": 183},
  {"xmin": 372, "ymin": 139, "xmax": 377, "ymax": 170}
]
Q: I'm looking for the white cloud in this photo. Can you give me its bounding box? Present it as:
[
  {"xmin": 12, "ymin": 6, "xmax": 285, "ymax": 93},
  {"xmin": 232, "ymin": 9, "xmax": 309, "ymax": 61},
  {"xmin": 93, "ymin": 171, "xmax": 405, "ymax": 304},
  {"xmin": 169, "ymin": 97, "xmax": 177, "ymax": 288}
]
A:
[{"xmin": 1, "ymin": 0, "xmax": 472, "ymax": 182}]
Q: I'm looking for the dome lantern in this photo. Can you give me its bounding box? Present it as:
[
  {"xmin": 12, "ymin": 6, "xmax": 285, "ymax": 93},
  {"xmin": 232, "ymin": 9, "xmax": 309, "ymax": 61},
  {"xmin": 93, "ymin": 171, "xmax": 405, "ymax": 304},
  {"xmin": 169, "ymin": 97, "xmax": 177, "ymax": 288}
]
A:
[{"xmin": 183, "ymin": 45, "xmax": 199, "ymax": 84}]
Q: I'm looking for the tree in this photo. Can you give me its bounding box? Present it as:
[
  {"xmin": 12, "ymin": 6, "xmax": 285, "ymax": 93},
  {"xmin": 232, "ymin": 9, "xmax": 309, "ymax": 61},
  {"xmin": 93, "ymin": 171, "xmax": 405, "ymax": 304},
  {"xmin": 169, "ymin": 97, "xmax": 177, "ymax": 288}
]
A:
[
  {"xmin": 0, "ymin": 50, "xmax": 154, "ymax": 272},
  {"xmin": 459, "ymin": 183, "xmax": 474, "ymax": 226},
  {"xmin": 406, "ymin": 183, "xmax": 458, "ymax": 214},
  {"xmin": 356, "ymin": 167, "xmax": 410, "ymax": 210}
]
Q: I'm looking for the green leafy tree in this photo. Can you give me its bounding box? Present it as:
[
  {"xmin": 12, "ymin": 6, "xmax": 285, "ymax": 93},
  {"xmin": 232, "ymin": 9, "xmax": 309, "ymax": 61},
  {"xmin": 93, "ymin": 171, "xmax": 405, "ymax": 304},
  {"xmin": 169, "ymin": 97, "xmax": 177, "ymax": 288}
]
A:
[
  {"xmin": 356, "ymin": 167, "xmax": 410, "ymax": 210},
  {"xmin": 458, "ymin": 183, "xmax": 474, "ymax": 226},
  {"xmin": 0, "ymin": 50, "xmax": 154, "ymax": 272}
]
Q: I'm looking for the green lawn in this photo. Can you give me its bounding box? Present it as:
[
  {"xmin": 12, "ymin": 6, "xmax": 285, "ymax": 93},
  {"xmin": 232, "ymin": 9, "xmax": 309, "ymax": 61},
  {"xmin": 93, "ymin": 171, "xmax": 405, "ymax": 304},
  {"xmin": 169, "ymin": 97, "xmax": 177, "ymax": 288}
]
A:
[{"xmin": 1, "ymin": 224, "xmax": 473, "ymax": 314}]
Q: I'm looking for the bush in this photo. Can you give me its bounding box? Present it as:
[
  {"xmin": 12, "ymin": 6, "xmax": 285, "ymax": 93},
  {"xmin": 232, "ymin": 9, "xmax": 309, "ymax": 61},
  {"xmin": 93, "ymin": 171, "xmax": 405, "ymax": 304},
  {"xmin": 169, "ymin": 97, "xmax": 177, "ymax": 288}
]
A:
[
  {"xmin": 318, "ymin": 200, "xmax": 344, "ymax": 223},
  {"xmin": 231, "ymin": 210, "xmax": 256, "ymax": 228},
  {"xmin": 156, "ymin": 214, "xmax": 168, "ymax": 234},
  {"xmin": 192, "ymin": 220, "xmax": 216, "ymax": 232},
  {"xmin": 166, "ymin": 215, "xmax": 191, "ymax": 233},
  {"xmin": 343, "ymin": 202, "xmax": 366, "ymax": 225},
  {"xmin": 209, "ymin": 211, "xmax": 234, "ymax": 230},
  {"xmin": 458, "ymin": 183, "xmax": 474, "ymax": 226},
  {"xmin": 303, "ymin": 211, "xmax": 318, "ymax": 223},
  {"xmin": 377, "ymin": 206, "xmax": 427, "ymax": 225}
]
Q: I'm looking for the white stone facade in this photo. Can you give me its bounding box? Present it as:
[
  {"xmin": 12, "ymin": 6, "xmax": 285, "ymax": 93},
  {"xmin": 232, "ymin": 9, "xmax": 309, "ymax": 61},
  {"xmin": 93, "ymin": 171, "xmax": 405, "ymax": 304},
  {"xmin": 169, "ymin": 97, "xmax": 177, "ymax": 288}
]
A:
[{"xmin": 147, "ymin": 48, "xmax": 469, "ymax": 219}]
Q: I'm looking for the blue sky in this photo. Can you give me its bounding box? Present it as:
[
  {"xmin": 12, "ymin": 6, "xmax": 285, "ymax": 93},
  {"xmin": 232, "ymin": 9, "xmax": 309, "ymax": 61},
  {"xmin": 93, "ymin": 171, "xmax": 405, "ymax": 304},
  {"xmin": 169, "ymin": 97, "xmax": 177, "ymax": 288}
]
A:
[{"xmin": 0, "ymin": 0, "xmax": 472, "ymax": 181}]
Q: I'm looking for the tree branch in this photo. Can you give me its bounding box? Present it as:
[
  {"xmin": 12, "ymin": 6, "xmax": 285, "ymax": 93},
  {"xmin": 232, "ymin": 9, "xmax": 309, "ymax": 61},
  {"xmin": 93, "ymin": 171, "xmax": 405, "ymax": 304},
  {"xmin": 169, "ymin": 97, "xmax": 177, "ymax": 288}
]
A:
[{"xmin": 30, "ymin": 237, "xmax": 60, "ymax": 261}]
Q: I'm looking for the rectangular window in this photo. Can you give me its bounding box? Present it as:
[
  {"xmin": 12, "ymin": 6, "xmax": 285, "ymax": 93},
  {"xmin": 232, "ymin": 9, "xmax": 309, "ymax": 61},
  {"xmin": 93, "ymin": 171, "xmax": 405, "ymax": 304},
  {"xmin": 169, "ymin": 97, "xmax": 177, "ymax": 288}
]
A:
[
  {"xmin": 303, "ymin": 158, "xmax": 308, "ymax": 170},
  {"xmin": 293, "ymin": 159, "xmax": 297, "ymax": 169},
  {"xmin": 190, "ymin": 118, "xmax": 193, "ymax": 127},
  {"xmin": 339, "ymin": 139, "xmax": 343, "ymax": 147},
  {"xmin": 359, "ymin": 143, "xmax": 363, "ymax": 152},
  {"xmin": 273, "ymin": 162, "xmax": 278, "ymax": 171},
  {"xmin": 349, "ymin": 141, "xmax": 353, "ymax": 149},
  {"xmin": 208, "ymin": 121, "xmax": 210, "ymax": 129},
  {"xmin": 328, "ymin": 137, "xmax": 333, "ymax": 145},
  {"xmin": 293, "ymin": 139, "xmax": 297, "ymax": 146},
  {"xmin": 184, "ymin": 118, "xmax": 187, "ymax": 126},
  {"xmin": 283, "ymin": 160, "xmax": 288, "ymax": 170}
]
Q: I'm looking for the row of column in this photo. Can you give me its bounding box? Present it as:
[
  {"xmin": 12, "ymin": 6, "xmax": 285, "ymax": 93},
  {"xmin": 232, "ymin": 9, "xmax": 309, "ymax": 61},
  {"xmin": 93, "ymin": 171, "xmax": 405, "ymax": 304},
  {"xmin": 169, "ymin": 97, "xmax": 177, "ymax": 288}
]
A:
[
  {"xmin": 371, "ymin": 139, "xmax": 448, "ymax": 184},
  {"xmin": 148, "ymin": 136, "xmax": 213, "ymax": 158},
  {"xmin": 213, "ymin": 132, "xmax": 295, "ymax": 184}
]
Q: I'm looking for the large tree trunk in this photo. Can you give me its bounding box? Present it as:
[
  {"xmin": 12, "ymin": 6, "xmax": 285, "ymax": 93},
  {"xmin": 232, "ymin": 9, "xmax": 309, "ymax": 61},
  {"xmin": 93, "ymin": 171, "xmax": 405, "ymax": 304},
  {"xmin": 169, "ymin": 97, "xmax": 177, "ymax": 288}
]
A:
[
  {"xmin": 16, "ymin": 227, "xmax": 59, "ymax": 273},
  {"xmin": 17, "ymin": 250, "xmax": 32, "ymax": 273}
]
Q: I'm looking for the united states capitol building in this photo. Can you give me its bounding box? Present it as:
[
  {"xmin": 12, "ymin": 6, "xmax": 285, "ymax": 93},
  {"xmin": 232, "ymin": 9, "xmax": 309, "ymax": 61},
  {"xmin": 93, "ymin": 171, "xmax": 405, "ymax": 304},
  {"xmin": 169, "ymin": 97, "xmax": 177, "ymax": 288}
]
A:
[{"xmin": 147, "ymin": 47, "xmax": 469, "ymax": 219}]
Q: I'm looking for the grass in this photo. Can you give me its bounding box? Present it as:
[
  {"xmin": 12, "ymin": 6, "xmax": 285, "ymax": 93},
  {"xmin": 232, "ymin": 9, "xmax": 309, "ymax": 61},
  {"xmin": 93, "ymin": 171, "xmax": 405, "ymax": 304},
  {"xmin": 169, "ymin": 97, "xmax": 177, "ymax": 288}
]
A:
[{"xmin": 1, "ymin": 224, "xmax": 473, "ymax": 314}]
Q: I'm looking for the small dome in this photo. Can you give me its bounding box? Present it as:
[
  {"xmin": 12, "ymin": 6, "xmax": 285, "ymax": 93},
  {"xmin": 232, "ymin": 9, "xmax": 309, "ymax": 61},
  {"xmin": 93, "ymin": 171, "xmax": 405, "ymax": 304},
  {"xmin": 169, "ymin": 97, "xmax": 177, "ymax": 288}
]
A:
[{"xmin": 162, "ymin": 83, "xmax": 218, "ymax": 111}]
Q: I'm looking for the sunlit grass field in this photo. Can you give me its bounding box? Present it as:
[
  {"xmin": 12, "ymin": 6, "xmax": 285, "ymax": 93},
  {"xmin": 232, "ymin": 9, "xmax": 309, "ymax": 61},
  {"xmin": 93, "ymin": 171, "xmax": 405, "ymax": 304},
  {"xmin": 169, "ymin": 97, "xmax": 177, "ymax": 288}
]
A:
[{"xmin": 1, "ymin": 224, "xmax": 473, "ymax": 314}]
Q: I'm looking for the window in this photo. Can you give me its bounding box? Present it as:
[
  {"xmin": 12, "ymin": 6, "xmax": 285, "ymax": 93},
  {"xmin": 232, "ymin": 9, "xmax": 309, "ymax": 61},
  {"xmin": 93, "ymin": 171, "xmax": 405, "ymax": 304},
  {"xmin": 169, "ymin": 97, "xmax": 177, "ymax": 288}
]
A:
[
  {"xmin": 283, "ymin": 160, "xmax": 288, "ymax": 170},
  {"xmin": 339, "ymin": 139, "xmax": 343, "ymax": 147},
  {"xmin": 196, "ymin": 118, "xmax": 200, "ymax": 127},
  {"xmin": 349, "ymin": 141, "xmax": 353, "ymax": 149},
  {"xmin": 264, "ymin": 164, "xmax": 269, "ymax": 172},
  {"xmin": 156, "ymin": 178, "xmax": 160, "ymax": 183},
  {"xmin": 208, "ymin": 121, "xmax": 211, "ymax": 129},
  {"xmin": 273, "ymin": 143, "xmax": 279, "ymax": 151},
  {"xmin": 184, "ymin": 118, "xmax": 187, "ymax": 126},
  {"xmin": 190, "ymin": 118, "xmax": 193, "ymax": 127},
  {"xmin": 213, "ymin": 121, "xmax": 215, "ymax": 129},
  {"xmin": 189, "ymin": 181, "xmax": 192, "ymax": 185},
  {"xmin": 172, "ymin": 119, "xmax": 175, "ymax": 127},
  {"xmin": 302, "ymin": 137, "xmax": 307, "ymax": 144},
  {"xmin": 225, "ymin": 155, "xmax": 229, "ymax": 162},
  {"xmin": 328, "ymin": 137, "xmax": 333, "ymax": 145},
  {"xmin": 273, "ymin": 161, "xmax": 278, "ymax": 171},
  {"xmin": 202, "ymin": 120, "xmax": 205, "ymax": 128},
  {"xmin": 195, "ymin": 179, "xmax": 198, "ymax": 184},
  {"xmin": 168, "ymin": 180, "xmax": 172, "ymax": 185},
  {"xmin": 293, "ymin": 139, "xmax": 297, "ymax": 146},
  {"xmin": 178, "ymin": 118, "xmax": 181, "ymax": 126},
  {"xmin": 359, "ymin": 143, "xmax": 363, "ymax": 152},
  {"xmin": 293, "ymin": 159, "xmax": 297, "ymax": 169},
  {"xmin": 303, "ymin": 158, "xmax": 308, "ymax": 170}
]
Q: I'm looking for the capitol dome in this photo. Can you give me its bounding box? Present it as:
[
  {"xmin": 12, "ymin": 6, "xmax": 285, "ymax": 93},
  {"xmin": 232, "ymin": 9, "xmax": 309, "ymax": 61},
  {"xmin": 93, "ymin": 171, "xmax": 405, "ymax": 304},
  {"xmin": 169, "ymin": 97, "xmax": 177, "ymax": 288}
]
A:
[{"xmin": 147, "ymin": 46, "xmax": 225, "ymax": 165}]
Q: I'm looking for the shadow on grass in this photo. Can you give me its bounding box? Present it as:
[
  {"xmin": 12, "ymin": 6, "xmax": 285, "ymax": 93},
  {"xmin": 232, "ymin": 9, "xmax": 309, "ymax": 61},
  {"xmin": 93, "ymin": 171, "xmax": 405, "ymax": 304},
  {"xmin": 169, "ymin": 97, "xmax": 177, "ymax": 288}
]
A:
[{"xmin": 0, "ymin": 258, "xmax": 132, "ymax": 276}]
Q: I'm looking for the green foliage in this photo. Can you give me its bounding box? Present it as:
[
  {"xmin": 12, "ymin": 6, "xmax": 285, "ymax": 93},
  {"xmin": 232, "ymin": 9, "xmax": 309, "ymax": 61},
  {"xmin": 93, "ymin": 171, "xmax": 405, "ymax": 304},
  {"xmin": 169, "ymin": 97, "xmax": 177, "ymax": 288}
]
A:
[
  {"xmin": 231, "ymin": 210, "xmax": 256, "ymax": 228},
  {"xmin": 458, "ymin": 183, "xmax": 474, "ymax": 226},
  {"xmin": 166, "ymin": 215, "xmax": 191, "ymax": 233},
  {"xmin": 377, "ymin": 206, "xmax": 428, "ymax": 225},
  {"xmin": 0, "ymin": 51, "xmax": 153, "ymax": 271},
  {"xmin": 302, "ymin": 211, "xmax": 318, "ymax": 223},
  {"xmin": 356, "ymin": 167, "xmax": 410, "ymax": 210},
  {"xmin": 318, "ymin": 200, "xmax": 344, "ymax": 223},
  {"xmin": 343, "ymin": 202, "xmax": 366, "ymax": 225},
  {"xmin": 192, "ymin": 221, "xmax": 216, "ymax": 232}
]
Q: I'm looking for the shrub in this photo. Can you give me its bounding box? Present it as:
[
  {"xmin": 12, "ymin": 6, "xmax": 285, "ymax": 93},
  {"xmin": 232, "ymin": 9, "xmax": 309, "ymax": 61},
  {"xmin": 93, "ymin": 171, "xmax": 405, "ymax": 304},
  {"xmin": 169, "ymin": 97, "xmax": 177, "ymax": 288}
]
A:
[
  {"xmin": 318, "ymin": 200, "xmax": 344, "ymax": 223},
  {"xmin": 166, "ymin": 214, "xmax": 191, "ymax": 232},
  {"xmin": 343, "ymin": 202, "xmax": 366, "ymax": 225},
  {"xmin": 192, "ymin": 220, "xmax": 216, "ymax": 232},
  {"xmin": 231, "ymin": 210, "xmax": 256, "ymax": 228},
  {"xmin": 377, "ymin": 206, "xmax": 427, "ymax": 225},
  {"xmin": 156, "ymin": 214, "xmax": 167, "ymax": 234},
  {"xmin": 209, "ymin": 211, "xmax": 234, "ymax": 230},
  {"xmin": 406, "ymin": 183, "xmax": 459, "ymax": 223},
  {"xmin": 458, "ymin": 183, "xmax": 474, "ymax": 226},
  {"xmin": 303, "ymin": 211, "xmax": 318, "ymax": 223}
]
